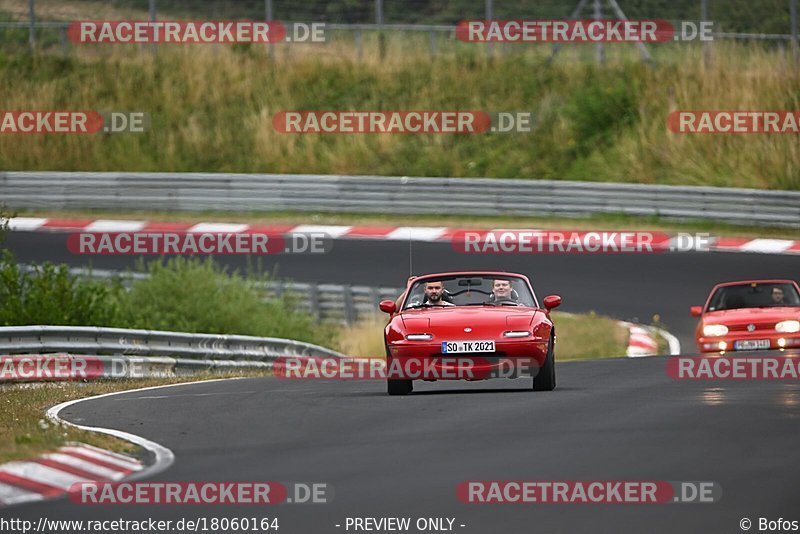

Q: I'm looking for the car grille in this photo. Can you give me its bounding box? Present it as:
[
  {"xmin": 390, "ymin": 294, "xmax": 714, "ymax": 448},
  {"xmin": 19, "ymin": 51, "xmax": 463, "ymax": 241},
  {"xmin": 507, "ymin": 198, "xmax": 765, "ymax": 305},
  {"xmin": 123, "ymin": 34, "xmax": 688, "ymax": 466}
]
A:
[{"xmin": 727, "ymin": 322, "xmax": 775, "ymax": 332}]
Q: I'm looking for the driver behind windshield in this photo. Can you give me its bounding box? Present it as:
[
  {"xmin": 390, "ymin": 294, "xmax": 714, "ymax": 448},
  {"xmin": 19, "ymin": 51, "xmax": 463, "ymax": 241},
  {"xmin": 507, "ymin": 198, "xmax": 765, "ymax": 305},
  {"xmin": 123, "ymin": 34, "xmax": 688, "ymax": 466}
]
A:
[
  {"xmin": 772, "ymin": 287, "xmax": 786, "ymax": 306},
  {"xmin": 421, "ymin": 281, "xmax": 454, "ymax": 306},
  {"xmin": 491, "ymin": 279, "xmax": 518, "ymax": 303}
]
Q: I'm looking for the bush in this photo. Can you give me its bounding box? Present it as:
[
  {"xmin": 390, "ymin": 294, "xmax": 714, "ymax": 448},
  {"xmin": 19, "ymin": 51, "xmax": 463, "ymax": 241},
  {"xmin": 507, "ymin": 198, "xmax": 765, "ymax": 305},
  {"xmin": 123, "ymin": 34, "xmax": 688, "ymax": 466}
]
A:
[
  {"xmin": 115, "ymin": 257, "xmax": 334, "ymax": 346},
  {"xmin": 0, "ymin": 252, "xmax": 335, "ymax": 347},
  {"xmin": 0, "ymin": 250, "xmax": 122, "ymax": 327}
]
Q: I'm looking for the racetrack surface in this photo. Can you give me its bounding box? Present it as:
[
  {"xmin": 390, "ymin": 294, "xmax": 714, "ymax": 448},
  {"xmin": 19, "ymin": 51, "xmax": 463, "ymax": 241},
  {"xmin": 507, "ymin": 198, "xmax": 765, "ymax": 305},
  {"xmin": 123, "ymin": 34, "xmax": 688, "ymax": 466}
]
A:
[
  {"xmin": 3, "ymin": 231, "xmax": 800, "ymax": 533},
  {"xmin": 6, "ymin": 230, "xmax": 800, "ymax": 350},
  {"xmin": 3, "ymin": 358, "xmax": 799, "ymax": 533}
]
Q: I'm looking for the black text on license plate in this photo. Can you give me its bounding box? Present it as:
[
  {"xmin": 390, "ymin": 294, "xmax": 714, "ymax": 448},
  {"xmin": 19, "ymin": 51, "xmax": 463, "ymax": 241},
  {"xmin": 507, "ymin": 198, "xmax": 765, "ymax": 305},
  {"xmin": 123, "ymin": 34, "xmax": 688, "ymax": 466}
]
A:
[
  {"xmin": 734, "ymin": 339, "xmax": 771, "ymax": 350},
  {"xmin": 441, "ymin": 341, "xmax": 495, "ymax": 354}
]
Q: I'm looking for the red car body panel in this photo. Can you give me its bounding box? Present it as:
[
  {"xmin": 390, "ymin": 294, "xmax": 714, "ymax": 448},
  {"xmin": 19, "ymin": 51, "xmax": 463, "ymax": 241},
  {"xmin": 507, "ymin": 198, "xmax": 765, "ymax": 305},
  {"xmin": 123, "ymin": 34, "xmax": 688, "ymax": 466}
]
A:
[
  {"xmin": 694, "ymin": 279, "xmax": 800, "ymax": 353},
  {"xmin": 384, "ymin": 271, "xmax": 555, "ymax": 380}
]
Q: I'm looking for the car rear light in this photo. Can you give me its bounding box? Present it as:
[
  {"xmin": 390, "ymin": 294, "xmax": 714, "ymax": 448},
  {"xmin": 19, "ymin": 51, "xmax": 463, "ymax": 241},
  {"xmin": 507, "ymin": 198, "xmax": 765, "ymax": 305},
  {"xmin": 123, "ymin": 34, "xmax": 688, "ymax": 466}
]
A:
[
  {"xmin": 503, "ymin": 331, "xmax": 531, "ymax": 338},
  {"xmin": 776, "ymin": 320, "xmax": 800, "ymax": 333},
  {"xmin": 702, "ymin": 324, "xmax": 729, "ymax": 337},
  {"xmin": 406, "ymin": 334, "xmax": 433, "ymax": 341}
]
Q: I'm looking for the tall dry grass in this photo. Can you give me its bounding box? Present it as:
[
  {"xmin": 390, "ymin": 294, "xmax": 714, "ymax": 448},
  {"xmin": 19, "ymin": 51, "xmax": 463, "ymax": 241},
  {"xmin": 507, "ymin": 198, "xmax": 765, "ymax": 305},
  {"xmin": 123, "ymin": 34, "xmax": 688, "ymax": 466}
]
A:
[{"xmin": 0, "ymin": 40, "xmax": 797, "ymax": 189}]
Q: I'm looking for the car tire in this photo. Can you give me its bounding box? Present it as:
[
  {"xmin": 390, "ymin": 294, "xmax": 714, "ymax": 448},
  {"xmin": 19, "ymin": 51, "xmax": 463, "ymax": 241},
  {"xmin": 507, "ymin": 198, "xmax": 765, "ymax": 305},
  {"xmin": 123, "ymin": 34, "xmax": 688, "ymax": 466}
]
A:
[
  {"xmin": 387, "ymin": 379, "xmax": 413, "ymax": 396},
  {"xmin": 533, "ymin": 333, "xmax": 556, "ymax": 391}
]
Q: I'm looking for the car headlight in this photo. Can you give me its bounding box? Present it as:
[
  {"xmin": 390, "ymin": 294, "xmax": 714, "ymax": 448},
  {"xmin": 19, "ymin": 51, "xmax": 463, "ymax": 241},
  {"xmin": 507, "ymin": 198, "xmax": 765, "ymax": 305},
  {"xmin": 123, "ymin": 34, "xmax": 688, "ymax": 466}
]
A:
[
  {"xmin": 776, "ymin": 320, "xmax": 800, "ymax": 333},
  {"xmin": 702, "ymin": 324, "xmax": 728, "ymax": 337},
  {"xmin": 406, "ymin": 333, "xmax": 433, "ymax": 340},
  {"xmin": 503, "ymin": 331, "xmax": 531, "ymax": 338}
]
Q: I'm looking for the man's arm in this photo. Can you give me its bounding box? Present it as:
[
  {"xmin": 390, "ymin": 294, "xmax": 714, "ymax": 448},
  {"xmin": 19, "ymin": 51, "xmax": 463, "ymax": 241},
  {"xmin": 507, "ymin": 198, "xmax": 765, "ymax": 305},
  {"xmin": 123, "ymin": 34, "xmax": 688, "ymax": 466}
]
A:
[{"xmin": 395, "ymin": 276, "xmax": 417, "ymax": 309}]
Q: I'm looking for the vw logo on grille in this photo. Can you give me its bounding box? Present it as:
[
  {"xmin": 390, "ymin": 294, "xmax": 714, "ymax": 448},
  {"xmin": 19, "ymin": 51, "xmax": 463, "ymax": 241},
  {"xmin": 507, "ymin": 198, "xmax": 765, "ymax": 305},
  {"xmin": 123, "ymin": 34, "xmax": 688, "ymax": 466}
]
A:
[
  {"xmin": 464, "ymin": 327, "xmax": 472, "ymax": 332},
  {"xmin": 747, "ymin": 324, "xmax": 756, "ymax": 332}
]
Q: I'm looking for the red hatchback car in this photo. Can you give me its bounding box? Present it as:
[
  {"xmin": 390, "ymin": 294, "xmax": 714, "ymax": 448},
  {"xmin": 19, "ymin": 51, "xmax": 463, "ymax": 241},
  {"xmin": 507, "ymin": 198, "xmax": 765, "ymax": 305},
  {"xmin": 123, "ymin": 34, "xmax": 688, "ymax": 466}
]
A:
[
  {"xmin": 692, "ymin": 279, "xmax": 800, "ymax": 354},
  {"xmin": 379, "ymin": 271, "xmax": 562, "ymax": 395}
]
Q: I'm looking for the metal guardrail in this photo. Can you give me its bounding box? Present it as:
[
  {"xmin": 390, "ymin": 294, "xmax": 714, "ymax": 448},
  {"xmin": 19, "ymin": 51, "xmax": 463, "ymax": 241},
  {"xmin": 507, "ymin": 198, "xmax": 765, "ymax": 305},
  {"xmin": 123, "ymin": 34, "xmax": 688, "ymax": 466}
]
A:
[
  {"xmin": 19, "ymin": 265, "xmax": 402, "ymax": 325},
  {"xmin": 3, "ymin": 171, "xmax": 799, "ymax": 227},
  {"xmin": 0, "ymin": 325, "xmax": 344, "ymax": 360}
]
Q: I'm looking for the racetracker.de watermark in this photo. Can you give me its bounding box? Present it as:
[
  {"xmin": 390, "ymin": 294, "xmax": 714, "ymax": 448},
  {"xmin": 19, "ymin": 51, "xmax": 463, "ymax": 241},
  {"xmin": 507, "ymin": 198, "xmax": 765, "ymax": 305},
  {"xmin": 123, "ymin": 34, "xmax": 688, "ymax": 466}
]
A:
[
  {"xmin": 68, "ymin": 232, "xmax": 331, "ymax": 255},
  {"xmin": 273, "ymin": 356, "xmax": 542, "ymax": 380},
  {"xmin": 273, "ymin": 111, "xmax": 533, "ymax": 134},
  {"xmin": 0, "ymin": 111, "xmax": 149, "ymax": 134},
  {"xmin": 68, "ymin": 21, "xmax": 326, "ymax": 44},
  {"xmin": 668, "ymin": 111, "xmax": 800, "ymax": 134},
  {"xmin": 458, "ymin": 481, "xmax": 721, "ymax": 504},
  {"xmin": 68, "ymin": 481, "xmax": 331, "ymax": 505},
  {"xmin": 456, "ymin": 20, "xmax": 713, "ymax": 42},
  {"xmin": 668, "ymin": 357, "xmax": 800, "ymax": 380},
  {"xmin": 452, "ymin": 231, "xmax": 713, "ymax": 254},
  {"xmin": 0, "ymin": 355, "xmax": 104, "ymax": 382}
]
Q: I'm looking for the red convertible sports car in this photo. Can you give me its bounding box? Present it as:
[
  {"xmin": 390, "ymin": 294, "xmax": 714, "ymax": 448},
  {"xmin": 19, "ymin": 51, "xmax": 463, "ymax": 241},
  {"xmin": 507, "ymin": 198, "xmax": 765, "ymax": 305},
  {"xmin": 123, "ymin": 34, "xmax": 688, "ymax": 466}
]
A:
[
  {"xmin": 379, "ymin": 271, "xmax": 562, "ymax": 395},
  {"xmin": 692, "ymin": 279, "xmax": 800, "ymax": 353}
]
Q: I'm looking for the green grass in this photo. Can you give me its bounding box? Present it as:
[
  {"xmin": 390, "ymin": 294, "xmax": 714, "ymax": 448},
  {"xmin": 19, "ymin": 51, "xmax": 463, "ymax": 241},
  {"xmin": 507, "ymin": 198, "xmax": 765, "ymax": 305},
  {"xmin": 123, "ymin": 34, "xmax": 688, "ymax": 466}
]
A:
[{"xmin": 0, "ymin": 40, "xmax": 798, "ymax": 189}]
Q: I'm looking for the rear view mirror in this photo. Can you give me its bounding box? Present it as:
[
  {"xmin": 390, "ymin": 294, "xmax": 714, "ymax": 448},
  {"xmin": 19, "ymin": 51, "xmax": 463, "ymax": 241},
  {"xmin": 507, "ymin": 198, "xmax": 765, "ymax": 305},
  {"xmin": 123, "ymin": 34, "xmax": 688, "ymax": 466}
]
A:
[
  {"xmin": 379, "ymin": 300, "xmax": 397, "ymax": 314},
  {"xmin": 690, "ymin": 306, "xmax": 703, "ymax": 317}
]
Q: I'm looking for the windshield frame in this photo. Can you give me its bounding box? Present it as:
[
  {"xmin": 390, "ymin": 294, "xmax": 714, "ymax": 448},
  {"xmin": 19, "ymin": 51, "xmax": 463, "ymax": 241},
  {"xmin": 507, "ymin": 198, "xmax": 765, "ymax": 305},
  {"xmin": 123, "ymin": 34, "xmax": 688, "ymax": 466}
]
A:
[
  {"xmin": 704, "ymin": 281, "xmax": 800, "ymax": 312},
  {"xmin": 400, "ymin": 273, "xmax": 538, "ymax": 310}
]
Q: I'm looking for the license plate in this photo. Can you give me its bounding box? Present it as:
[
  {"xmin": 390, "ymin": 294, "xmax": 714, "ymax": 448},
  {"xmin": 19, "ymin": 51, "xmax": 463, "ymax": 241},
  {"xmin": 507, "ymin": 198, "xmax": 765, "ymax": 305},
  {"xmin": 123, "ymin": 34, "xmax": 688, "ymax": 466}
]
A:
[
  {"xmin": 733, "ymin": 339, "xmax": 771, "ymax": 350},
  {"xmin": 441, "ymin": 340, "xmax": 495, "ymax": 354}
]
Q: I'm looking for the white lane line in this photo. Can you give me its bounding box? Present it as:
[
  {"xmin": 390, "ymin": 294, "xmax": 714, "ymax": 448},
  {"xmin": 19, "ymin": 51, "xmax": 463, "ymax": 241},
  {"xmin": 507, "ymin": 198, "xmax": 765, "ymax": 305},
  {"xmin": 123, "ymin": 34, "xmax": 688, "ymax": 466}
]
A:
[
  {"xmin": 386, "ymin": 227, "xmax": 447, "ymax": 241},
  {"xmin": 41, "ymin": 453, "xmax": 128, "ymax": 480},
  {"xmin": 290, "ymin": 225, "xmax": 352, "ymax": 238},
  {"xmin": 0, "ymin": 462, "xmax": 93, "ymax": 491},
  {"xmin": 45, "ymin": 378, "xmax": 247, "ymax": 488},
  {"xmin": 188, "ymin": 222, "xmax": 249, "ymax": 233},
  {"xmin": 8, "ymin": 217, "xmax": 49, "ymax": 231},
  {"xmin": 84, "ymin": 220, "xmax": 147, "ymax": 232},
  {"xmin": 740, "ymin": 239, "xmax": 795, "ymax": 254},
  {"xmin": 59, "ymin": 447, "xmax": 142, "ymax": 472},
  {"xmin": 0, "ymin": 482, "xmax": 44, "ymax": 506},
  {"xmin": 113, "ymin": 390, "xmax": 258, "ymax": 401}
]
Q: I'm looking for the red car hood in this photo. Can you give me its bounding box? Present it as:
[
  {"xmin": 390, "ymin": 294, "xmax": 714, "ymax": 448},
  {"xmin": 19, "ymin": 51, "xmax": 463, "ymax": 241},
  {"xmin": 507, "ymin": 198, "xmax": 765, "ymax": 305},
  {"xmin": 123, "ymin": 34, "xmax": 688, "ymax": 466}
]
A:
[
  {"xmin": 400, "ymin": 306, "xmax": 540, "ymax": 331},
  {"xmin": 703, "ymin": 306, "xmax": 800, "ymax": 326}
]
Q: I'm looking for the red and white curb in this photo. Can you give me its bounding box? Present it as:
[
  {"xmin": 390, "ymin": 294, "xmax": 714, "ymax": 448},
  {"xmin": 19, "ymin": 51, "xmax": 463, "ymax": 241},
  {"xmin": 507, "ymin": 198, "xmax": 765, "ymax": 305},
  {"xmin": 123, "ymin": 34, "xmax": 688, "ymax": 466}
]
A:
[
  {"xmin": 620, "ymin": 322, "xmax": 681, "ymax": 358},
  {"xmin": 0, "ymin": 443, "xmax": 142, "ymax": 506},
  {"xmin": 8, "ymin": 217, "xmax": 800, "ymax": 255}
]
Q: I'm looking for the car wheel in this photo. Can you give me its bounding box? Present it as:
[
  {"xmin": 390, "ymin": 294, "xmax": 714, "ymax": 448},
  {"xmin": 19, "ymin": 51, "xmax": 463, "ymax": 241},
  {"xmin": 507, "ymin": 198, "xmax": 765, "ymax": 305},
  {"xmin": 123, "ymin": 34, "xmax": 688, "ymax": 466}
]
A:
[
  {"xmin": 533, "ymin": 334, "xmax": 556, "ymax": 391},
  {"xmin": 387, "ymin": 379, "xmax": 413, "ymax": 396}
]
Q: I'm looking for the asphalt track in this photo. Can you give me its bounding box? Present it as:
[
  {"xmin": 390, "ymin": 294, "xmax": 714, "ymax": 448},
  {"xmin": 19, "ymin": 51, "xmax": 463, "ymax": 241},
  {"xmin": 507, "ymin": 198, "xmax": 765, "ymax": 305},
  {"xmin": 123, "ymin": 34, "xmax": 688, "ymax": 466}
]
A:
[{"xmin": 2, "ymin": 231, "xmax": 800, "ymax": 533}]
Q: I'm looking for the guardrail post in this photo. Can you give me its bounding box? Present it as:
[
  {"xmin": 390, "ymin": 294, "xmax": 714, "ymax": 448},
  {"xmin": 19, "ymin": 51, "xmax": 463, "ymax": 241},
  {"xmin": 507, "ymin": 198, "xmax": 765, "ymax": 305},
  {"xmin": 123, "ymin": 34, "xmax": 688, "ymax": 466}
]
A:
[
  {"xmin": 149, "ymin": 0, "xmax": 157, "ymax": 56},
  {"xmin": 792, "ymin": 0, "xmax": 799, "ymax": 64},
  {"xmin": 343, "ymin": 286, "xmax": 356, "ymax": 324},
  {"xmin": 376, "ymin": 0, "xmax": 386, "ymax": 59},
  {"xmin": 309, "ymin": 283, "xmax": 321, "ymax": 322},
  {"xmin": 701, "ymin": 0, "xmax": 710, "ymax": 67},
  {"xmin": 265, "ymin": 0, "xmax": 274, "ymax": 58},
  {"xmin": 28, "ymin": 0, "xmax": 35, "ymax": 50},
  {"xmin": 355, "ymin": 29, "xmax": 363, "ymax": 60}
]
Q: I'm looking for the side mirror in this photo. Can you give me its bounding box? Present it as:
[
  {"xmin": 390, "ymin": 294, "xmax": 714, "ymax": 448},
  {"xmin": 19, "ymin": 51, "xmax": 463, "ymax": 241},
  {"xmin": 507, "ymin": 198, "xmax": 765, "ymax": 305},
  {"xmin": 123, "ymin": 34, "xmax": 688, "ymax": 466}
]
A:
[
  {"xmin": 690, "ymin": 306, "xmax": 703, "ymax": 317},
  {"xmin": 543, "ymin": 295, "xmax": 562, "ymax": 310},
  {"xmin": 379, "ymin": 300, "xmax": 397, "ymax": 314}
]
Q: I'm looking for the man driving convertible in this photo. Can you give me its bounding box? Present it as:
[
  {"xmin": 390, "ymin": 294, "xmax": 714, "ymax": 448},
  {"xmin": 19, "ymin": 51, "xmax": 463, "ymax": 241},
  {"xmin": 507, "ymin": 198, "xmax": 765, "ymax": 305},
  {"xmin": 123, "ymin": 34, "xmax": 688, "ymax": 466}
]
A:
[
  {"xmin": 396, "ymin": 278, "xmax": 455, "ymax": 308},
  {"xmin": 419, "ymin": 281, "xmax": 455, "ymax": 306},
  {"xmin": 490, "ymin": 279, "xmax": 519, "ymax": 304}
]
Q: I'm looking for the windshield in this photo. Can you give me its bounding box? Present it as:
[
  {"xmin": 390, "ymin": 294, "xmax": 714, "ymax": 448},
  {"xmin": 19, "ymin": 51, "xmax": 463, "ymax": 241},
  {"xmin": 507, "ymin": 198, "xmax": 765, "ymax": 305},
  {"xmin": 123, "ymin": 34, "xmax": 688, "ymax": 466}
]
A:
[
  {"xmin": 707, "ymin": 282, "xmax": 800, "ymax": 311},
  {"xmin": 402, "ymin": 275, "xmax": 536, "ymax": 309}
]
